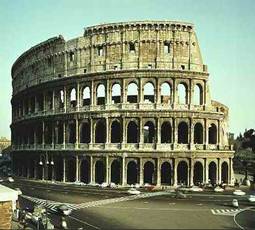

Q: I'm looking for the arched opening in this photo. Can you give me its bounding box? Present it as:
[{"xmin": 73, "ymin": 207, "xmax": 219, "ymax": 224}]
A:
[
  {"xmin": 193, "ymin": 162, "xmax": 203, "ymax": 185},
  {"xmin": 97, "ymin": 84, "xmax": 105, "ymax": 105},
  {"xmin": 29, "ymin": 159, "xmax": 35, "ymax": 178},
  {"xmin": 95, "ymin": 119, "xmax": 106, "ymax": 143},
  {"xmin": 177, "ymin": 161, "xmax": 188, "ymax": 185},
  {"xmin": 55, "ymin": 122, "xmax": 64, "ymax": 144},
  {"xmin": 45, "ymin": 123, "xmax": 53, "ymax": 144},
  {"xmin": 70, "ymin": 88, "xmax": 77, "ymax": 107},
  {"xmin": 95, "ymin": 160, "xmax": 105, "ymax": 184},
  {"xmin": 161, "ymin": 162, "xmax": 171, "ymax": 185},
  {"xmin": 209, "ymin": 124, "xmax": 217, "ymax": 144},
  {"xmin": 37, "ymin": 164, "xmax": 43, "ymax": 180},
  {"xmin": 161, "ymin": 82, "xmax": 171, "ymax": 104},
  {"xmin": 80, "ymin": 159, "xmax": 89, "ymax": 183},
  {"xmin": 209, "ymin": 161, "xmax": 217, "ymax": 185},
  {"xmin": 82, "ymin": 86, "xmax": 91, "ymax": 106},
  {"xmin": 221, "ymin": 162, "xmax": 228, "ymax": 183},
  {"xmin": 178, "ymin": 83, "xmax": 188, "ymax": 104},
  {"xmin": 59, "ymin": 90, "xmax": 64, "ymax": 109},
  {"xmin": 144, "ymin": 161, "xmax": 155, "ymax": 184},
  {"xmin": 80, "ymin": 122, "xmax": 90, "ymax": 143},
  {"xmin": 127, "ymin": 82, "xmax": 138, "ymax": 103},
  {"xmin": 112, "ymin": 83, "xmax": 121, "ymax": 104},
  {"xmin": 55, "ymin": 158, "xmax": 63, "ymax": 182},
  {"xmin": 178, "ymin": 122, "xmax": 188, "ymax": 144},
  {"xmin": 111, "ymin": 120, "xmax": 121, "ymax": 143},
  {"xmin": 66, "ymin": 158, "xmax": 76, "ymax": 182},
  {"xmin": 127, "ymin": 161, "xmax": 138, "ymax": 185},
  {"xmin": 194, "ymin": 84, "xmax": 203, "ymax": 105},
  {"xmin": 127, "ymin": 121, "xmax": 139, "ymax": 143},
  {"xmin": 144, "ymin": 82, "xmax": 154, "ymax": 103},
  {"xmin": 111, "ymin": 160, "xmax": 121, "ymax": 184},
  {"xmin": 68, "ymin": 122, "xmax": 76, "ymax": 144},
  {"xmin": 194, "ymin": 123, "xmax": 203, "ymax": 144},
  {"xmin": 161, "ymin": 122, "xmax": 172, "ymax": 143},
  {"xmin": 143, "ymin": 121, "xmax": 155, "ymax": 143}
]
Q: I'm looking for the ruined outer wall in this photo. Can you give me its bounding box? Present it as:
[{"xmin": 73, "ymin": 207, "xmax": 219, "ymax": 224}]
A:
[{"xmin": 12, "ymin": 21, "xmax": 205, "ymax": 95}]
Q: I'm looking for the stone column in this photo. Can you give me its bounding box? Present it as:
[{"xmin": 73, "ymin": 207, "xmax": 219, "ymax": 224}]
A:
[
  {"xmin": 204, "ymin": 158, "xmax": 208, "ymax": 184},
  {"xmin": 122, "ymin": 157, "xmax": 126, "ymax": 186},
  {"xmin": 122, "ymin": 79, "xmax": 126, "ymax": 104},
  {"xmin": 139, "ymin": 159, "xmax": 143, "ymax": 186},
  {"xmin": 139, "ymin": 118, "xmax": 143, "ymax": 145},
  {"xmin": 204, "ymin": 80, "xmax": 207, "ymax": 106},
  {"xmin": 156, "ymin": 78, "xmax": 160, "ymax": 104},
  {"xmin": 90, "ymin": 118, "xmax": 93, "ymax": 144},
  {"xmin": 217, "ymin": 120, "xmax": 220, "ymax": 146},
  {"xmin": 204, "ymin": 119, "xmax": 208, "ymax": 148},
  {"xmin": 106, "ymin": 79, "xmax": 110, "ymax": 105},
  {"xmin": 75, "ymin": 119, "xmax": 79, "ymax": 149},
  {"xmin": 172, "ymin": 78, "xmax": 176, "ymax": 108},
  {"xmin": 75, "ymin": 155, "xmax": 79, "ymax": 182},
  {"xmin": 64, "ymin": 86, "xmax": 67, "ymax": 113},
  {"xmin": 189, "ymin": 118, "xmax": 193, "ymax": 146},
  {"xmin": 157, "ymin": 118, "xmax": 161, "ymax": 144},
  {"xmin": 229, "ymin": 158, "xmax": 232, "ymax": 185},
  {"xmin": 90, "ymin": 156, "xmax": 94, "ymax": 184},
  {"xmin": 63, "ymin": 121, "xmax": 66, "ymax": 149},
  {"xmin": 218, "ymin": 158, "xmax": 222, "ymax": 184},
  {"xmin": 173, "ymin": 158, "xmax": 177, "ymax": 186},
  {"xmin": 91, "ymin": 81, "xmax": 94, "ymax": 106},
  {"xmin": 139, "ymin": 78, "xmax": 143, "ymax": 103},
  {"xmin": 106, "ymin": 156, "xmax": 109, "ymax": 184},
  {"xmin": 106, "ymin": 117, "xmax": 109, "ymax": 144},
  {"xmin": 77, "ymin": 82, "xmax": 80, "ymax": 111},
  {"xmin": 122, "ymin": 117, "xmax": 126, "ymax": 145},
  {"xmin": 189, "ymin": 79, "xmax": 194, "ymax": 106},
  {"xmin": 42, "ymin": 121, "xmax": 45, "ymax": 147},
  {"xmin": 189, "ymin": 158, "xmax": 194, "ymax": 186},
  {"xmin": 173, "ymin": 118, "xmax": 178, "ymax": 148},
  {"xmin": 63, "ymin": 158, "xmax": 66, "ymax": 183},
  {"xmin": 156, "ymin": 158, "xmax": 161, "ymax": 186},
  {"xmin": 52, "ymin": 90, "xmax": 55, "ymax": 113}
]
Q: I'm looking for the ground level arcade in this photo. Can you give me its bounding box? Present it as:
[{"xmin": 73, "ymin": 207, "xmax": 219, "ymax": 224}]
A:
[{"xmin": 12, "ymin": 152, "xmax": 234, "ymax": 187}]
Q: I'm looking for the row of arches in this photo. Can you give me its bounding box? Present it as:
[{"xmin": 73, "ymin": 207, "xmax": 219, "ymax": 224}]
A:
[
  {"xmin": 67, "ymin": 81, "xmax": 203, "ymax": 107},
  {"xmin": 13, "ymin": 79, "xmax": 206, "ymax": 119},
  {"xmin": 16, "ymin": 157, "xmax": 229, "ymax": 186},
  {"xmin": 13, "ymin": 119, "xmax": 218, "ymax": 145}
]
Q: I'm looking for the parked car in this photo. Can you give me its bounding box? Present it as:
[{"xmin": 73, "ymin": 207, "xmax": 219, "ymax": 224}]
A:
[
  {"xmin": 57, "ymin": 204, "xmax": 72, "ymax": 216},
  {"xmin": 127, "ymin": 188, "xmax": 141, "ymax": 195},
  {"xmin": 8, "ymin": 177, "xmax": 14, "ymax": 182},
  {"xmin": 248, "ymin": 195, "xmax": 255, "ymax": 202},
  {"xmin": 0, "ymin": 177, "xmax": 3, "ymax": 182},
  {"xmin": 175, "ymin": 190, "xmax": 187, "ymax": 199},
  {"xmin": 233, "ymin": 190, "xmax": 246, "ymax": 196},
  {"xmin": 189, "ymin": 186, "xmax": 203, "ymax": 192},
  {"xmin": 214, "ymin": 186, "xmax": 224, "ymax": 192},
  {"xmin": 100, "ymin": 182, "xmax": 108, "ymax": 188}
]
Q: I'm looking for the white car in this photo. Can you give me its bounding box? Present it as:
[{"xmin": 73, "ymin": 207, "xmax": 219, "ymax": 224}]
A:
[
  {"xmin": 8, "ymin": 177, "xmax": 14, "ymax": 182},
  {"xmin": 190, "ymin": 186, "xmax": 203, "ymax": 192},
  {"xmin": 57, "ymin": 204, "xmax": 72, "ymax": 216},
  {"xmin": 214, "ymin": 186, "xmax": 224, "ymax": 192},
  {"xmin": 233, "ymin": 189, "xmax": 246, "ymax": 196},
  {"xmin": 100, "ymin": 182, "xmax": 108, "ymax": 188},
  {"xmin": 127, "ymin": 188, "xmax": 141, "ymax": 195},
  {"xmin": 0, "ymin": 178, "xmax": 3, "ymax": 182},
  {"xmin": 248, "ymin": 195, "xmax": 255, "ymax": 202},
  {"xmin": 109, "ymin": 182, "xmax": 117, "ymax": 188},
  {"xmin": 232, "ymin": 199, "xmax": 239, "ymax": 208},
  {"xmin": 15, "ymin": 188, "xmax": 22, "ymax": 195}
]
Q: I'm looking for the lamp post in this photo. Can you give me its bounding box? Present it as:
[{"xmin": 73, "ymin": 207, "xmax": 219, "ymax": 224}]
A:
[{"xmin": 38, "ymin": 153, "xmax": 54, "ymax": 229}]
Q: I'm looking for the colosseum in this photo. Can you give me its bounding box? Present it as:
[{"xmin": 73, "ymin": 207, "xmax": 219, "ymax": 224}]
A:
[{"xmin": 11, "ymin": 20, "xmax": 235, "ymax": 187}]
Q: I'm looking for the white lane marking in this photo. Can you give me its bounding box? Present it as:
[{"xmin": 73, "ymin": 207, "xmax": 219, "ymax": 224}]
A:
[
  {"xmin": 211, "ymin": 208, "xmax": 242, "ymax": 216},
  {"xmin": 69, "ymin": 215, "xmax": 100, "ymax": 229},
  {"xmin": 21, "ymin": 191, "xmax": 168, "ymax": 212}
]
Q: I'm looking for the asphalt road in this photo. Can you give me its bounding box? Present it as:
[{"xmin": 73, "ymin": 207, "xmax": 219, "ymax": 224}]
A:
[{"xmin": 2, "ymin": 179, "xmax": 255, "ymax": 229}]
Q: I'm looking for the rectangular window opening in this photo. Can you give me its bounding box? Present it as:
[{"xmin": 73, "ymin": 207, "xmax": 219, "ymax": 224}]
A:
[
  {"xmin": 70, "ymin": 52, "xmax": 74, "ymax": 62},
  {"xmin": 98, "ymin": 46, "xmax": 103, "ymax": 56},
  {"xmin": 164, "ymin": 42, "xmax": 171, "ymax": 54},
  {"xmin": 129, "ymin": 43, "xmax": 135, "ymax": 53}
]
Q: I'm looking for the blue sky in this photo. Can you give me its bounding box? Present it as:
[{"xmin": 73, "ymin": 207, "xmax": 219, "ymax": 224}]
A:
[{"xmin": 0, "ymin": 0, "xmax": 254, "ymax": 138}]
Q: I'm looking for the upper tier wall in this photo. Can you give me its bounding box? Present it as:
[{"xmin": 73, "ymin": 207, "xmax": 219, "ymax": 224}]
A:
[{"xmin": 12, "ymin": 21, "xmax": 206, "ymax": 95}]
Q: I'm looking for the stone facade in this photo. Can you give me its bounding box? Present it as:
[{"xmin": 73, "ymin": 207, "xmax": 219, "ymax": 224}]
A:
[{"xmin": 11, "ymin": 21, "xmax": 234, "ymax": 186}]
